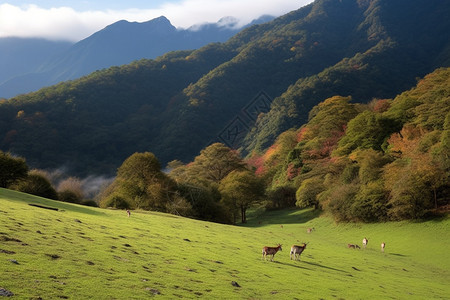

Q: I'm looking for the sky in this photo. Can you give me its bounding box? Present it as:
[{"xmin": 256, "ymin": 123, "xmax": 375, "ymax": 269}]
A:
[{"xmin": 0, "ymin": 0, "xmax": 314, "ymax": 42}]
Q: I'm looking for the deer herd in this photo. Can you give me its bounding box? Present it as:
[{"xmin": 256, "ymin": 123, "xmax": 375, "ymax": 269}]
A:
[{"xmin": 262, "ymin": 229, "xmax": 386, "ymax": 262}]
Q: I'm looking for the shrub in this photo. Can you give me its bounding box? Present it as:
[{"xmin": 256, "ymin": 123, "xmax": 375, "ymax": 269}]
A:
[
  {"xmin": 57, "ymin": 177, "xmax": 84, "ymax": 200},
  {"xmin": 267, "ymin": 186, "xmax": 297, "ymax": 209},
  {"xmin": 326, "ymin": 184, "xmax": 359, "ymax": 222},
  {"xmin": 101, "ymin": 195, "xmax": 130, "ymax": 209},
  {"xmin": 0, "ymin": 151, "xmax": 28, "ymax": 188},
  {"xmin": 351, "ymin": 181, "xmax": 389, "ymax": 222},
  {"xmin": 58, "ymin": 190, "xmax": 81, "ymax": 203},
  {"xmin": 10, "ymin": 172, "xmax": 58, "ymax": 200},
  {"xmin": 81, "ymin": 200, "xmax": 98, "ymax": 207}
]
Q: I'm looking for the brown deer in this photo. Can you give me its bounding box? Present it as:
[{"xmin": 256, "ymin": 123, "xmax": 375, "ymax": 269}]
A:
[
  {"xmin": 307, "ymin": 227, "xmax": 315, "ymax": 233},
  {"xmin": 381, "ymin": 242, "xmax": 386, "ymax": 252},
  {"xmin": 262, "ymin": 244, "xmax": 282, "ymax": 261},
  {"xmin": 348, "ymin": 244, "xmax": 360, "ymax": 249},
  {"xmin": 290, "ymin": 243, "xmax": 307, "ymax": 260}
]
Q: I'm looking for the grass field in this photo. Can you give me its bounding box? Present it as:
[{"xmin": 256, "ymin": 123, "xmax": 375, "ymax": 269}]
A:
[{"xmin": 1, "ymin": 188, "xmax": 449, "ymax": 299}]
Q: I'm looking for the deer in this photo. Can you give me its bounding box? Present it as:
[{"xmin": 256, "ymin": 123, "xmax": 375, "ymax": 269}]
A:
[
  {"xmin": 348, "ymin": 244, "xmax": 360, "ymax": 249},
  {"xmin": 307, "ymin": 227, "xmax": 315, "ymax": 233},
  {"xmin": 290, "ymin": 243, "xmax": 307, "ymax": 260},
  {"xmin": 381, "ymin": 242, "xmax": 386, "ymax": 252},
  {"xmin": 262, "ymin": 244, "xmax": 282, "ymax": 261},
  {"xmin": 363, "ymin": 237, "xmax": 368, "ymax": 249}
]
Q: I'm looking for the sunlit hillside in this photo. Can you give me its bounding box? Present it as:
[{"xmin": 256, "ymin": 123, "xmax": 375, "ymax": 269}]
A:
[{"xmin": 1, "ymin": 188, "xmax": 448, "ymax": 299}]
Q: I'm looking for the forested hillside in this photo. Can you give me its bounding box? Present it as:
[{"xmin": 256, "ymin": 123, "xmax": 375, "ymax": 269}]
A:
[
  {"xmin": 0, "ymin": 0, "xmax": 449, "ymax": 177},
  {"xmin": 247, "ymin": 67, "xmax": 449, "ymax": 221},
  {"xmin": 2, "ymin": 67, "xmax": 448, "ymax": 223}
]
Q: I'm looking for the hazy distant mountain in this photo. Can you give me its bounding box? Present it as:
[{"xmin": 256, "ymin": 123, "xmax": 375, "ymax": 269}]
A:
[
  {"xmin": 0, "ymin": 15, "xmax": 274, "ymax": 99},
  {"xmin": 0, "ymin": 38, "xmax": 72, "ymax": 86}
]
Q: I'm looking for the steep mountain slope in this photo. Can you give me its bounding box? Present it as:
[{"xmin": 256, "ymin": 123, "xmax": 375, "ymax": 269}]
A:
[
  {"xmin": 0, "ymin": 45, "xmax": 236, "ymax": 175},
  {"xmin": 0, "ymin": 16, "xmax": 272, "ymax": 99},
  {"xmin": 244, "ymin": 0, "xmax": 450, "ymax": 152},
  {"xmin": 0, "ymin": 0, "xmax": 448, "ymax": 177}
]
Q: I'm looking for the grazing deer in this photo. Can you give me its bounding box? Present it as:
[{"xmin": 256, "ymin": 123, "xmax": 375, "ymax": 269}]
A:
[
  {"xmin": 363, "ymin": 238, "xmax": 368, "ymax": 248},
  {"xmin": 307, "ymin": 227, "xmax": 315, "ymax": 233},
  {"xmin": 126, "ymin": 210, "xmax": 131, "ymax": 217},
  {"xmin": 381, "ymin": 242, "xmax": 385, "ymax": 252},
  {"xmin": 290, "ymin": 243, "xmax": 307, "ymax": 260},
  {"xmin": 348, "ymin": 244, "xmax": 360, "ymax": 249},
  {"xmin": 262, "ymin": 244, "xmax": 282, "ymax": 261}
]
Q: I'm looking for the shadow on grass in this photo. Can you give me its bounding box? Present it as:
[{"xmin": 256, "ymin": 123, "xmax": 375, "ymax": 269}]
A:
[
  {"xmin": 244, "ymin": 207, "xmax": 321, "ymax": 227},
  {"xmin": 302, "ymin": 261, "xmax": 348, "ymax": 274},
  {"xmin": 389, "ymin": 253, "xmax": 408, "ymax": 257},
  {"xmin": 270, "ymin": 260, "xmax": 313, "ymax": 271}
]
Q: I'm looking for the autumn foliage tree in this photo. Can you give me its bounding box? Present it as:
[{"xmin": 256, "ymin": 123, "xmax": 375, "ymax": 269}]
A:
[{"xmin": 251, "ymin": 68, "xmax": 449, "ymax": 222}]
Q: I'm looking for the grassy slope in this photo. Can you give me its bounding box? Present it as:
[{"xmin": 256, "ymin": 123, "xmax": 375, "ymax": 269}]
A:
[{"xmin": 0, "ymin": 188, "xmax": 449, "ymax": 299}]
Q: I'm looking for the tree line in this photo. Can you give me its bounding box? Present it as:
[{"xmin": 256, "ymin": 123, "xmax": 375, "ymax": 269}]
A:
[
  {"xmin": 247, "ymin": 67, "xmax": 449, "ymax": 222},
  {"xmin": 1, "ymin": 68, "xmax": 448, "ymax": 223}
]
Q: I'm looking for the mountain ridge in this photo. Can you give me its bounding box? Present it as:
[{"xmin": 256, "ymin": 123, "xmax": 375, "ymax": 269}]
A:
[
  {"xmin": 0, "ymin": 15, "xmax": 273, "ymax": 99},
  {"xmin": 0, "ymin": 0, "xmax": 448, "ymax": 177}
]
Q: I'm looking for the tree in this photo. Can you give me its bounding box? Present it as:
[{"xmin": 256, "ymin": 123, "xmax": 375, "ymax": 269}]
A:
[
  {"xmin": 267, "ymin": 186, "xmax": 297, "ymax": 209},
  {"xmin": 57, "ymin": 177, "xmax": 84, "ymax": 203},
  {"xmin": 219, "ymin": 170, "xmax": 264, "ymax": 224},
  {"xmin": 107, "ymin": 152, "xmax": 175, "ymax": 210},
  {"xmin": 354, "ymin": 149, "xmax": 391, "ymax": 184},
  {"xmin": 295, "ymin": 177, "xmax": 325, "ymax": 209},
  {"xmin": 0, "ymin": 151, "xmax": 28, "ymax": 188},
  {"xmin": 352, "ymin": 180, "xmax": 388, "ymax": 222},
  {"xmin": 334, "ymin": 111, "xmax": 394, "ymax": 156},
  {"xmin": 175, "ymin": 183, "xmax": 229, "ymax": 223},
  {"xmin": 190, "ymin": 143, "xmax": 245, "ymax": 183},
  {"xmin": 101, "ymin": 195, "xmax": 130, "ymax": 209}
]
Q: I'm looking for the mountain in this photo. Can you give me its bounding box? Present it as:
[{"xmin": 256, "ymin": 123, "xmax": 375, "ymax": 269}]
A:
[
  {"xmin": 0, "ymin": 15, "xmax": 274, "ymax": 99},
  {"xmin": 0, "ymin": 0, "xmax": 448, "ymax": 177},
  {"xmin": 0, "ymin": 38, "xmax": 72, "ymax": 86}
]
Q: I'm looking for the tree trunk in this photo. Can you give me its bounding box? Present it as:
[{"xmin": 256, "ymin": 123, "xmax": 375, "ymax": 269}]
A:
[
  {"xmin": 434, "ymin": 188, "xmax": 437, "ymax": 209},
  {"xmin": 241, "ymin": 205, "xmax": 247, "ymax": 223}
]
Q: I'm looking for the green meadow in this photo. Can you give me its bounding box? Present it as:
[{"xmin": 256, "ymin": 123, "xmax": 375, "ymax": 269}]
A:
[{"xmin": 1, "ymin": 188, "xmax": 449, "ymax": 299}]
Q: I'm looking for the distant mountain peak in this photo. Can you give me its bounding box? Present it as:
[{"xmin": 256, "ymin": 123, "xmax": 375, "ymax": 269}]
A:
[
  {"xmin": 217, "ymin": 16, "xmax": 240, "ymax": 28},
  {"xmin": 143, "ymin": 16, "xmax": 174, "ymax": 27}
]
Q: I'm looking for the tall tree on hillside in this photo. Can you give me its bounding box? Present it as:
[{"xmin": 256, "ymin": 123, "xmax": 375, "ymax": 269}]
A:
[
  {"xmin": 105, "ymin": 152, "xmax": 175, "ymax": 210},
  {"xmin": 295, "ymin": 177, "xmax": 325, "ymax": 210},
  {"xmin": 189, "ymin": 143, "xmax": 245, "ymax": 184},
  {"xmin": 219, "ymin": 170, "xmax": 264, "ymax": 224}
]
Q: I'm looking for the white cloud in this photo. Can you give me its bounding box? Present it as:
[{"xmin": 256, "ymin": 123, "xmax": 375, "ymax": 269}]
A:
[{"xmin": 0, "ymin": 0, "xmax": 312, "ymax": 42}]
